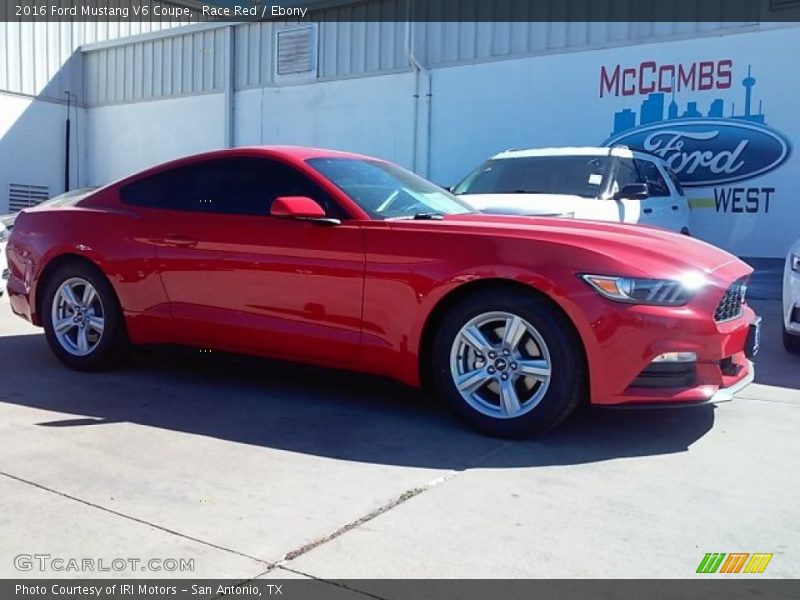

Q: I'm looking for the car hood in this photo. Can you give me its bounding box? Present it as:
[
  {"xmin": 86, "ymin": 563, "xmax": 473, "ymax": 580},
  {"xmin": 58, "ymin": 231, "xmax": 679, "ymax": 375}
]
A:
[
  {"xmin": 458, "ymin": 193, "xmax": 593, "ymax": 216},
  {"xmin": 435, "ymin": 213, "xmax": 745, "ymax": 279}
]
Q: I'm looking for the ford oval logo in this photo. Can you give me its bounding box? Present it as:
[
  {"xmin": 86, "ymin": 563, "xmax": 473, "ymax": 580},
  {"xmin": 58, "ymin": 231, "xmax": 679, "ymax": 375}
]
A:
[{"xmin": 604, "ymin": 119, "xmax": 791, "ymax": 187}]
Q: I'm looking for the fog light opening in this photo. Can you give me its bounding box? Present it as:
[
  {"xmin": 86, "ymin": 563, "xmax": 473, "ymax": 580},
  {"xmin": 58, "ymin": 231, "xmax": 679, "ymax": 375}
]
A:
[{"xmin": 651, "ymin": 352, "xmax": 698, "ymax": 363}]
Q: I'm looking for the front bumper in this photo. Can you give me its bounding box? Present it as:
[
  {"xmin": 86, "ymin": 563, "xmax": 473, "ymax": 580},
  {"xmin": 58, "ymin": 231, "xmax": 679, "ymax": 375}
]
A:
[
  {"xmin": 603, "ymin": 359, "xmax": 754, "ymax": 409},
  {"xmin": 581, "ymin": 266, "xmax": 758, "ymax": 408}
]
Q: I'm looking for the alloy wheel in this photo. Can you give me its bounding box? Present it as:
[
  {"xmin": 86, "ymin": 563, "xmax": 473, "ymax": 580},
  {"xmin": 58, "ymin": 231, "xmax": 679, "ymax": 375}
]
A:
[
  {"xmin": 449, "ymin": 311, "xmax": 552, "ymax": 419},
  {"xmin": 51, "ymin": 277, "xmax": 105, "ymax": 357}
]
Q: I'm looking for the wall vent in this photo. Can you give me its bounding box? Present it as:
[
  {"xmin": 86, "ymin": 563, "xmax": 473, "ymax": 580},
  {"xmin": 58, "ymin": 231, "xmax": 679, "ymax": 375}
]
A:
[
  {"xmin": 9, "ymin": 183, "xmax": 49, "ymax": 213},
  {"xmin": 275, "ymin": 26, "xmax": 318, "ymax": 77}
]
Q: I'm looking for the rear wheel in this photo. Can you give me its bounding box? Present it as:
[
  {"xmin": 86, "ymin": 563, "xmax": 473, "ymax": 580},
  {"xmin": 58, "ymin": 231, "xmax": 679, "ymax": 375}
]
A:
[
  {"xmin": 42, "ymin": 262, "xmax": 129, "ymax": 370},
  {"xmin": 431, "ymin": 290, "xmax": 587, "ymax": 437},
  {"xmin": 784, "ymin": 325, "xmax": 800, "ymax": 354}
]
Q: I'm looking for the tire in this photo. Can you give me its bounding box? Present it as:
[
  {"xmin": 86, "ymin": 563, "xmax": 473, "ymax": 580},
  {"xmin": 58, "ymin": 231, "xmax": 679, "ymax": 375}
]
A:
[
  {"xmin": 431, "ymin": 289, "xmax": 587, "ymax": 438},
  {"xmin": 783, "ymin": 325, "xmax": 800, "ymax": 354},
  {"xmin": 42, "ymin": 261, "xmax": 129, "ymax": 371}
]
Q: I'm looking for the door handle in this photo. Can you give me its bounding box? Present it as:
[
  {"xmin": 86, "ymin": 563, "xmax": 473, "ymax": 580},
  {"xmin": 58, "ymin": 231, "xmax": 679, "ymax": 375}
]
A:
[
  {"xmin": 671, "ymin": 205, "xmax": 679, "ymax": 211},
  {"xmin": 643, "ymin": 208, "xmax": 653, "ymax": 214},
  {"xmin": 163, "ymin": 235, "xmax": 198, "ymax": 248}
]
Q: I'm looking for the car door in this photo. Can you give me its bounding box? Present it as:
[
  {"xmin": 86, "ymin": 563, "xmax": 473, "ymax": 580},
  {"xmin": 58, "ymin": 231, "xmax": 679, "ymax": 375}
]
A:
[
  {"xmin": 120, "ymin": 156, "xmax": 365, "ymax": 368},
  {"xmin": 663, "ymin": 165, "xmax": 691, "ymax": 233},
  {"xmin": 633, "ymin": 158, "xmax": 678, "ymax": 230}
]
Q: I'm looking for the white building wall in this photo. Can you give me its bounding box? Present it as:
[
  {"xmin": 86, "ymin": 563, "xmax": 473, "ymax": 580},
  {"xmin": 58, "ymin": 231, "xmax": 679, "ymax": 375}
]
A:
[
  {"xmin": 2, "ymin": 7, "xmax": 798, "ymax": 256},
  {"xmin": 86, "ymin": 93, "xmax": 226, "ymax": 184},
  {"xmin": 0, "ymin": 92, "xmax": 86, "ymax": 212},
  {"xmin": 235, "ymin": 72, "xmax": 418, "ymax": 170},
  {"xmin": 0, "ymin": 3, "xmax": 209, "ymax": 211}
]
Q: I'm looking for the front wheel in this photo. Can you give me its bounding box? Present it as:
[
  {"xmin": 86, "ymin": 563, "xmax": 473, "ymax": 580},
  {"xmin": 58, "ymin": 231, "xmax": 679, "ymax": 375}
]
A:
[
  {"xmin": 42, "ymin": 262, "xmax": 129, "ymax": 370},
  {"xmin": 431, "ymin": 290, "xmax": 587, "ymax": 437}
]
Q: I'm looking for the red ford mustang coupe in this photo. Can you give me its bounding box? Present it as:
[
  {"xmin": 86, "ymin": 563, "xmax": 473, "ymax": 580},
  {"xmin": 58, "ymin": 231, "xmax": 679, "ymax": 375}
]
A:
[{"xmin": 4, "ymin": 147, "xmax": 760, "ymax": 436}]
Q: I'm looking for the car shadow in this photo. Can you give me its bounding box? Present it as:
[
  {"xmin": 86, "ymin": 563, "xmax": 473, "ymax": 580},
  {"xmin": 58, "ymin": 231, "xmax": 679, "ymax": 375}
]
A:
[{"xmin": 0, "ymin": 333, "xmax": 716, "ymax": 469}]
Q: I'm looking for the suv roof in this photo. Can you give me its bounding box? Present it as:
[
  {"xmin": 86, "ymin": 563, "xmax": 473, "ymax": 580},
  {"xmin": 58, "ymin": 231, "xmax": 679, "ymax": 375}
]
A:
[{"xmin": 492, "ymin": 146, "xmax": 664, "ymax": 163}]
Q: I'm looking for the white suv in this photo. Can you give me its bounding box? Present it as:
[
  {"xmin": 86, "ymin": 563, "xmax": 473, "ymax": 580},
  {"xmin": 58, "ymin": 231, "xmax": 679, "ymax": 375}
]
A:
[
  {"xmin": 783, "ymin": 235, "xmax": 800, "ymax": 354},
  {"xmin": 453, "ymin": 146, "xmax": 691, "ymax": 233}
]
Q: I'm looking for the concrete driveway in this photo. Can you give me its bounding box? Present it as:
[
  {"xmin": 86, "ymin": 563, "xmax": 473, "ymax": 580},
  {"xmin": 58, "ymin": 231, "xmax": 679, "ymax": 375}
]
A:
[{"xmin": 0, "ymin": 290, "xmax": 797, "ymax": 581}]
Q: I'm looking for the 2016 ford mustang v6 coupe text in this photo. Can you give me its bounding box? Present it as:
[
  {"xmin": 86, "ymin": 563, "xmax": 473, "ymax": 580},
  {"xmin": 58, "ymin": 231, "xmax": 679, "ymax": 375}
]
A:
[{"xmin": 4, "ymin": 147, "xmax": 760, "ymax": 436}]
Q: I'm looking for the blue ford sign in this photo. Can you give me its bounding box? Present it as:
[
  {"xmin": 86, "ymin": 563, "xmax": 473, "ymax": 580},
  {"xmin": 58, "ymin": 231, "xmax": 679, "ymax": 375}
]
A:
[{"xmin": 605, "ymin": 119, "xmax": 791, "ymax": 187}]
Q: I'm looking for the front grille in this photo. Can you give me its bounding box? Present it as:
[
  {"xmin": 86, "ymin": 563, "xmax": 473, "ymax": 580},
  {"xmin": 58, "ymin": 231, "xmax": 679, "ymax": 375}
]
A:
[{"xmin": 714, "ymin": 279, "xmax": 747, "ymax": 322}]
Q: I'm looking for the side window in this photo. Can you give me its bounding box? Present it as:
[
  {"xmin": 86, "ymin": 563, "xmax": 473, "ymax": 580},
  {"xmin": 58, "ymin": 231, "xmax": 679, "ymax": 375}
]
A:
[
  {"xmin": 179, "ymin": 159, "xmax": 271, "ymax": 215},
  {"xmin": 264, "ymin": 161, "xmax": 347, "ymax": 219},
  {"xmin": 666, "ymin": 167, "xmax": 685, "ymax": 196},
  {"xmin": 120, "ymin": 168, "xmax": 181, "ymax": 209},
  {"xmin": 614, "ymin": 158, "xmax": 643, "ymax": 191},
  {"xmin": 121, "ymin": 158, "xmax": 346, "ymax": 218},
  {"xmin": 633, "ymin": 159, "xmax": 670, "ymax": 197}
]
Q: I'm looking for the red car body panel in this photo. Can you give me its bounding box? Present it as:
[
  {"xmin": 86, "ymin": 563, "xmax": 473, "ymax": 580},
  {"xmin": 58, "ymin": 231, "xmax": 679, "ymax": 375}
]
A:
[{"xmin": 5, "ymin": 146, "xmax": 756, "ymax": 406}]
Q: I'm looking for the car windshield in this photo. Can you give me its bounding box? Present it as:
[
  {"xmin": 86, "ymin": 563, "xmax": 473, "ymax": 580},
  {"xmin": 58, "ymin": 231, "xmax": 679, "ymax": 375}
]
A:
[
  {"xmin": 453, "ymin": 155, "xmax": 612, "ymax": 199},
  {"xmin": 307, "ymin": 158, "xmax": 474, "ymax": 219}
]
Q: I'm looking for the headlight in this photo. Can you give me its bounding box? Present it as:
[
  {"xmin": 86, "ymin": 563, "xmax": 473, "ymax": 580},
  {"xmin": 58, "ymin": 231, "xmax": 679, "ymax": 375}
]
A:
[
  {"xmin": 792, "ymin": 254, "xmax": 800, "ymax": 273},
  {"xmin": 580, "ymin": 273, "xmax": 706, "ymax": 306}
]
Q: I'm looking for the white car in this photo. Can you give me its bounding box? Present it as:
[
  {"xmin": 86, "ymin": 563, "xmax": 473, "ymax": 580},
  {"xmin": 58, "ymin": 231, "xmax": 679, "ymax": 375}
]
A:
[
  {"xmin": 453, "ymin": 146, "xmax": 691, "ymax": 233},
  {"xmin": 783, "ymin": 236, "xmax": 800, "ymax": 354},
  {"xmin": 0, "ymin": 222, "xmax": 8, "ymax": 297}
]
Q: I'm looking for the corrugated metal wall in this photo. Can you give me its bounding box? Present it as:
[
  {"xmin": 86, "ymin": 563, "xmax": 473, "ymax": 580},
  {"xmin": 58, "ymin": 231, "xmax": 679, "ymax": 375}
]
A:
[
  {"xmin": 0, "ymin": 0, "xmax": 205, "ymax": 101},
  {"xmin": 72, "ymin": 0, "xmax": 763, "ymax": 106},
  {"xmin": 84, "ymin": 27, "xmax": 227, "ymax": 105}
]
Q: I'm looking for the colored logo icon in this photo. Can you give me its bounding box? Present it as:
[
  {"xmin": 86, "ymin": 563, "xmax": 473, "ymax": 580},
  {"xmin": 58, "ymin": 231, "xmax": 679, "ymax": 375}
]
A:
[{"xmin": 696, "ymin": 552, "xmax": 773, "ymax": 574}]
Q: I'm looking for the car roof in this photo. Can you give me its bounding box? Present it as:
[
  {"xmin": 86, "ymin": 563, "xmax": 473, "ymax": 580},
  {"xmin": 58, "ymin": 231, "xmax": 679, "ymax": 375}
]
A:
[
  {"xmin": 491, "ymin": 146, "xmax": 663, "ymax": 162},
  {"xmin": 112, "ymin": 146, "xmax": 386, "ymax": 188},
  {"xmin": 172, "ymin": 145, "xmax": 379, "ymax": 165}
]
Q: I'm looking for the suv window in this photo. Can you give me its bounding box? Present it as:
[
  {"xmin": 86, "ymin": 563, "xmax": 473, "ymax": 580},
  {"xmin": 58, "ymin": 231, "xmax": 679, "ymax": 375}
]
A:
[
  {"xmin": 121, "ymin": 157, "xmax": 344, "ymax": 217},
  {"xmin": 614, "ymin": 158, "xmax": 642, "ymax": 190},
  {"xmin": 453, "ymin": 156, "xmax": 611, "ymax": 199},
  {"xmin": 633, "ymin": 159, "xmax": 670, "ymax": 197},
  {"xmin": 666, "ymin": 167, "xmax": 685, "ymax": 195}
]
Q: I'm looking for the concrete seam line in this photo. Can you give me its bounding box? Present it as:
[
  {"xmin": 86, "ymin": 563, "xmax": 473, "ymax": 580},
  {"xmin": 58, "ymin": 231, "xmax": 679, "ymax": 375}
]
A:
[
  {"xmin": 0, "ymin": 470, "xmax": 273, "ymax": 567},
  {"xmin": 278, "ymin": 470, "xmax": 461, "ymax": 564},
  {"xmin": 275, "ymin": 566, "xmax": 389, "ymax": 600}
]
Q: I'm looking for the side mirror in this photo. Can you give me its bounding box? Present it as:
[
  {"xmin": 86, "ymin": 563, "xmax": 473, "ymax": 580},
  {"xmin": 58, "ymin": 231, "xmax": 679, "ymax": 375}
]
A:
[
  {"xmin": 615, "ymin": 183, "xmax": 649, "ymax": 201},
  {"xmin": 271, "ymin": 196, "xmax": 339, "ymax": 224}
]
